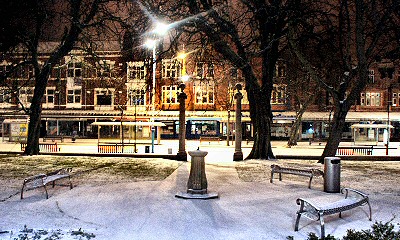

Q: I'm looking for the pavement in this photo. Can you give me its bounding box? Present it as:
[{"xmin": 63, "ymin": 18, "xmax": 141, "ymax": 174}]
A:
[
  {"xmin": 2, "ymin": 138, "xmax": 400, "ymax": 161},
  {"xmin": 1, "ymin": 139, "xmax": 400, "ymax": 239}
]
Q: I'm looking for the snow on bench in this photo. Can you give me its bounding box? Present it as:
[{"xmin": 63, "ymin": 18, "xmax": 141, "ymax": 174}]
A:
[
  {"xmin": 294, "ymin": 188, "xmax": 372, "ymax": 239},
  {"xmin": 21, "ymin": 168, "xmax": 73, "ymax": 199}
]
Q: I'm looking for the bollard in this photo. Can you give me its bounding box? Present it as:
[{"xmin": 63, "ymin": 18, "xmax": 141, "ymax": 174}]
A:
[
  {"xmin": 324, "ymin": 157, "xmax": 341, "ymax": 193},
  {"xmin": 175, "ymin": 149, "xmax": 218, "ymax": 199}
]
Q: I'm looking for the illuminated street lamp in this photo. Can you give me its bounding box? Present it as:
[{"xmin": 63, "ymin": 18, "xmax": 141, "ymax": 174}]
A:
[{"xmin": 145, "ymin": 22, "xmax": 169, "ymax": 111}]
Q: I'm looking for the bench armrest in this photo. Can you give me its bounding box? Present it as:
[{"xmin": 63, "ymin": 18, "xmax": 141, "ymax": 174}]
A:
[
  {"xmin": 23, "ymin": 174, "xmax": 47, "ymax": 183},
  {"xmin": 341, "ymin": 187, "xmax": 368, "ymax": 199},
  {"xmin": 47, "ymin": 168, "xmax": 72, "ymax": 176}
]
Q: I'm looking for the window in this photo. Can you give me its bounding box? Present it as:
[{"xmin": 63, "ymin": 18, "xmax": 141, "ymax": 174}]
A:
[
  {"xmin": 393, "ymin": 93, "xmax": 399, "ymax": 106},
  {"xmin": 194, "ymin": 81, "xmax": 214, "ymax": 104},
  {"xmin": 67, "ymin": 62, "xmax": 82, "ymax": 78},
  {"xmin": 42, "ymin": 87, "xmax": 55, "ymax": 108},
  {"xmin": 162, "ymin": 85, "xmax": 179, "ymax": 104},
  {"xmin": 128, "ymin": 89, "xmax": 146, "ymax": 106},
  {"xmin": 196, "ymin": 62, "xmax": 214, "ymax": 79},
  {"xmin": 162, "ymin": 59, "xmax": 181, "ymax": 79},
  {"xmin": 66, "ymin": 87, "xmax": 82, "ymax": 108},
  {"xmin": 230, "ymin": 87, "xmax": 249, "ymax": 105},
  {"xmin": 271, "ymin": 84, "xmax": 286, "ymax": 104},
  {"xmin": 94, "ymin": 88, "xmax": 114, "ymax": 110},
  {"xmin": 19, "ymin": 87, "xmax": 34, "ymax": 107},
  {"xmin": 128, "ymin": 61, "xmax": 146, "ymax": 80},
  {"xmin": 277, "ymin": 65, "xmax": 286, "ymax": 77},
  {"xmin": 368, "ymin": 70, "xmax": 375, "ymax": 84},
  {"xmin": 0, "ymin": 88, "xmax": 12, "ymax": 106},
  {"xmin": 361, "ymin": 92, "xmax": 381, "ymax": 106}
]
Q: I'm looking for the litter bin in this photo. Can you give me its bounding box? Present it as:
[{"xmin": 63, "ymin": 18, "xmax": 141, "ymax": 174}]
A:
[
  {"xmin": 145, "ymin": 146, "xmax": 150, "ymax": 153},
  {"xmin": 324, "ymin": 157, "xmax": 341, "ymax": 193}
]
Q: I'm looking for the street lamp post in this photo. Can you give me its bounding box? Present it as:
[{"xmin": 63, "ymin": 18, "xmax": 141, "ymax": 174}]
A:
[
  {"xmin": 386, "ymin": 85, "xmax": 392, "ymax": 155},
  {"xmin": 145, "ymin": 22, "xmax": 168, "ymax": 111}
]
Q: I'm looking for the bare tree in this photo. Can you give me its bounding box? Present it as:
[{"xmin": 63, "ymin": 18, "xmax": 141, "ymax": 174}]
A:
[
  {"xmin": 289, "ymin": 0, "xmax": 400, "ymax": 162},
  {"xmin": 1, "ymin": 0, "xmax": 129, "ymax": 155},
  {"xmin": 158, "ymin": 0, "xmax": 304, "ymax": 159}
]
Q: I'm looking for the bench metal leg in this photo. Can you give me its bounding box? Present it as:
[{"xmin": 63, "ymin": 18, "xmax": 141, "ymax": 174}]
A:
[
  {"xmin": 367, "ymin": 199, "xmax": 372, "ymax": 221},
  {"xmin": 20, "ymin": 183, "xmax": 26, "ymax": 199},
  {"xmin": 294, "ymin": 212, "xmax": 302, "ymax": 231},
  {"xmin": 44, "ymin": 185, "xmax": 49, "ymax": 199},
  {"xmin": 308, "ymin": 176, "xmax": 313, "ymax": 189},
  {"xmin": 270, "ymin": 171, "xmax": 274, "ymax": 183},
  {"xmin": 294, "ymin": 201, "xmax": 305, "ymax": 231},
  {"xmin": 320, "ymin": 214, "xmax": 325, "ymax": 239}
]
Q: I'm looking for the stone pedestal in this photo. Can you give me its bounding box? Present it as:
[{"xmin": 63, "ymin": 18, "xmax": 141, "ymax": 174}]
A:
[{"xmin": 175, "ymin": 149, "xmax": 218, "ymax": 199}]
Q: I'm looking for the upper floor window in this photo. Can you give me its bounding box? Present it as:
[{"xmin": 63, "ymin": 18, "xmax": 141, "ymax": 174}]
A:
[
  {"xmin": 196, "ymin": 62, "xmax": 214, "ymax": 79},
  {"xmin": 162, "ymin": 85, "xmax": 179, "ymax": 104},
  {"xmin": 162, "ymin": 59, "xmax": 181, "ymax": 79},
  {"xmin": 42, "ymin": 87, "xmax": 55, "ymax": 108},
  {"xmin": 66, "ymin": 87, "xmax": 82, "ymax": 108},
  {"xmin": 0, "ymin": 88, "xmax": 12, "ymax": 106},
  {"xmin": 128, "ymin": 61, "xmax": 146, "ymax": 80},
  {"xmin": 94, "ymin": 88, "xmax": 114, "ymax": 110},
  {"xmin": 128, "ymin": 89, "xmax": 146, "ymax": 106},
  {"xmin": 95, "ymin": 60, "xmax": 115, "ymax": 78},
  {"xmin": 271, "ymin": 84, "xmax": 286, "ymax": 104},
  {"xmin": 67, "ymin": 62, "xmax": 82, "ymax": 78},
  {"xmin": 360, "ymin": 92, "xmax": 381, "ymax": 106},
  {"xmin": 378, "ymin": 67, "xmax": 394, "ymax": 79},
  {"xmin": 393, "ymin": 93, "xmax": 399, "ymax": 106},
  {"xmin": 19, "ymin": 87, "xmax": 34, "ymax": 107},
  {"xmin": 368, "ymin": 70, "xmax": 375, "ymax": 84},
  {"xmin": 276, "ymin": 65, "xmax": 286, "ymax": 77},
  {"xmin": 194, "ymin": 81, "xmax": 214, "ymax": 104},
  {"xmin": 230, "ymin": 87, "xmax": 249, "ymax": 105}
]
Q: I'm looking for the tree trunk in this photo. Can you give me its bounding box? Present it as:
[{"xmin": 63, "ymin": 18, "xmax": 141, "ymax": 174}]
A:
[
  {"xmin": 287, "ymin": 117, "xmax": 301, "ymax": 147},
  {"xmin": 24, "ymin": 67, "xmax": 50, "ymax": 155},
  {"xmin": 246, "ymin": 87, "xmax": 275, "ymax": 160},
  {"xmin": 319, "ymin": 108, "xmax": 348, "ymax": 163}
]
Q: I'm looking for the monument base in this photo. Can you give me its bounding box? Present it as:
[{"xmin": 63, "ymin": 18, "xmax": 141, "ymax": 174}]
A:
[
  {"xmin": 175, "ymin": 192, "xmax": 219, "ymax": 200},
  {"xmin": 233, "ymin": 152, "xmax": 243, "ymax": 161},
  {"xmin": 176, "ymin": 151, "xmax": 187, "ymax": 161}
]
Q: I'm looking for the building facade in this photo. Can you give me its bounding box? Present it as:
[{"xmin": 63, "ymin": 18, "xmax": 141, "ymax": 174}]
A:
[{"xmin": 1, "ymin": 41, "xmax": 399, "ymax": 143}]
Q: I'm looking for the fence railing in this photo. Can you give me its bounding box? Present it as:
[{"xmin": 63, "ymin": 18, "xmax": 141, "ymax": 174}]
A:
[
  {"xmin": 97, "ymin": 143, "xmax": 137, "ymax": 153},
  {"xmin": 20, "ymin": 143, "xmax": 59, "ymax": 153},
  {"xmin": 336, "ymin": 146, "xmax": 373, "ymax": 156}
]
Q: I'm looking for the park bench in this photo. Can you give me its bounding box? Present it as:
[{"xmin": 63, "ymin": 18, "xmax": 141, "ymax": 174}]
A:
[
  {"xmin": 43, "ymin": 135, "xmax": 64, "ymax": 142},
  {"xmin": 270, "ymin": 164, "xmax": 324, "ymax": 189},
  {"xmin": 199, "ymin": 136, "xmax": 220, "ymax": 144},
  {"xmin": 21, "ymin": 168, "xmax": 73, "ymax": 199},
  {"xmin": 295, "ymin": 187, "xmax": 372, "ymax": 239}
]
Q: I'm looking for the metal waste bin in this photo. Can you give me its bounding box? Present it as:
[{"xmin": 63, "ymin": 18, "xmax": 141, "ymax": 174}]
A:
[
  {"xmin": 324, "ymin": 157, "xmax": 341, "ymax": 193},
  {"xmin": 145, "ymin": 146, "xmax": 150, "ymax": 153}
]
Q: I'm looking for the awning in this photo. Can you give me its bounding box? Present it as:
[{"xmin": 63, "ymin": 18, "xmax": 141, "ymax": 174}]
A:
[
  {"xmin": 351, "ymin": 124, "xmax": 394, "ymax": 129},
  {"xmin": 91, "ymin": 121, "xmax": 165, "ymax": 127}
]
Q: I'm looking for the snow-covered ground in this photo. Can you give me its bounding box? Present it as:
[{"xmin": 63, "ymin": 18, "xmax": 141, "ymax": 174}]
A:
[{"xmin": 1, "ymin": 155, "xmax": 400, "ymax": 240}]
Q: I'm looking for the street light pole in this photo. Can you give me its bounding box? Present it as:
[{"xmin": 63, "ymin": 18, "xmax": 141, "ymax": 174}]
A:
[{"xmin": 151, "ymin": 45, "xmax": 156, "ymax": 111}]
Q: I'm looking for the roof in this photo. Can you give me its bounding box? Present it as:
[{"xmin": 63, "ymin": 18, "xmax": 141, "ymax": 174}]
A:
[
  {"xmin": 351, "ymin": 123, "xmax": 394, "ymax": 129},
  {"xmin": 91, "ymin": 121, "xmax": 166, "ymax": 127}
]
